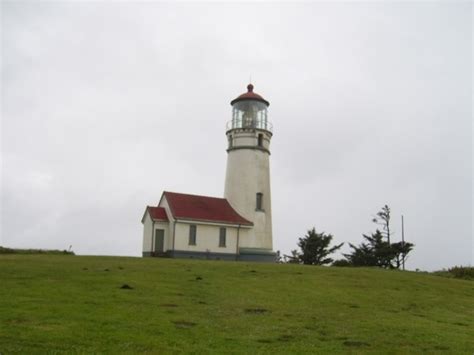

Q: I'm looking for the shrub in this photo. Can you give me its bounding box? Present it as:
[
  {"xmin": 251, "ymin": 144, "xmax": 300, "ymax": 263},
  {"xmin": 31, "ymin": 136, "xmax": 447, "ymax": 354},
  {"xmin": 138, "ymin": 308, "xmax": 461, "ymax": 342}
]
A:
[
  {"xmin": 0, "ymin": 246, "xmax": 75, "ymax": 255},
  {"xmin": 447, "ymin": 266, "xmax": 474, "ymax": 280},
  {"xmin": 433, "ymin": 266, "xmax": 474, "ymax": 281},
  {"xmin": 332, "ymin": 259, "xmax": 351, "ymax": 267}
]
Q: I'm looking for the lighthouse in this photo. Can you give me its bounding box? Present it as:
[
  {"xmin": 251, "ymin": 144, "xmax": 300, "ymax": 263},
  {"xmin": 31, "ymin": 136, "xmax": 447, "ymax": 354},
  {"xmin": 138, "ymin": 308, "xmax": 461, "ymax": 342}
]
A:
[
  {"xmin": 141, "ymin": 83, "xmax": 275, "ymax": 262},
  {"xmin": 224, "ymin": 84, "xmax": 275, "ymax": 261}
]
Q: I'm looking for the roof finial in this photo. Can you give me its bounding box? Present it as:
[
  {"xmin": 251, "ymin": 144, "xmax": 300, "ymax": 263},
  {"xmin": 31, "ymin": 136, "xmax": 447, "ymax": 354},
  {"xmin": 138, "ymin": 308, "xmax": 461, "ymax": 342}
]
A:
[{"xmin": 248, "ymin": 74, "xmax": 254, "ymax": 91}]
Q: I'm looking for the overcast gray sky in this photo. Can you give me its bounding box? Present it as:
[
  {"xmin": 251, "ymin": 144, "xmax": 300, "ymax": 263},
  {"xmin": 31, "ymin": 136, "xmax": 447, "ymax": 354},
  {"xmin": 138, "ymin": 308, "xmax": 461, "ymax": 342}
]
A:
[{"xmin": 1, "ymin": 1, "xmax": 472, "ymax": 271}]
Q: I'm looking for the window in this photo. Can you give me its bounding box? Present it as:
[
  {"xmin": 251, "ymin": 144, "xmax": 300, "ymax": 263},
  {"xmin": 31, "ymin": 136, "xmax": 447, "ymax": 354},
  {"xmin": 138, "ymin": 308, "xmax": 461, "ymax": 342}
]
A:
[
  {"xmin": 219, "ymin": 227, "xmax": 226, "ymax": 247},
  {"xmin": 256, "ymin": 193, "xmax": 263, "ymax": 210},
  {"xmin": 258, "ymin": 134, "xmax": 263, "ymax": 147},
  {"xmin": 189, "ymin": 225, "xmax": 197, "ymax": 245}
]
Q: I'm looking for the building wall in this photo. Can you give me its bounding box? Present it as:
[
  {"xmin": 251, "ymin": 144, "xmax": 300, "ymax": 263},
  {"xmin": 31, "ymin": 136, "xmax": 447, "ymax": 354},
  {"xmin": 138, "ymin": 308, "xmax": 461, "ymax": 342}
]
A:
[
  {"xmin": 228, "ymin": 131, "xmax": 271, "ymax": 151},
  {"xmin": 224, "ymin": 129, "xmax": 273, "ymax": 251},
  {"xmin": 237, "ymin": 222, "xmax": 261, "ymax": 249},
  {"xmin": 158, "ymin": 197, "xmax": 174, "ymax": 250},
  {"xmin": 142, "ymin": 211, "xmax": 170, "ymax": 254},
  {"xmin": 173, "ymin": 221, "xmax": 239, "ymax": 254},
  {"xmin": 158, "ymin": 198, "xmax": 173, "ymax": 222},
  {"xmin": 142, "ymin": 212, "xmax": 153, "ymax": 252},
  {"xmin": 143, "ymin": 192, "xmax": 273, "ymax": 260}
]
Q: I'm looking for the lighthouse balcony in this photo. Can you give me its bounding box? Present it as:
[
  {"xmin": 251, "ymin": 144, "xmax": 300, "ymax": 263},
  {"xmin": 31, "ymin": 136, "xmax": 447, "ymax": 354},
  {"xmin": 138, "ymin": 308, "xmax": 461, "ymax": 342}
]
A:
[{"xmin": 226, "ymin": 119, "xmax": 273, "ymax": 133}]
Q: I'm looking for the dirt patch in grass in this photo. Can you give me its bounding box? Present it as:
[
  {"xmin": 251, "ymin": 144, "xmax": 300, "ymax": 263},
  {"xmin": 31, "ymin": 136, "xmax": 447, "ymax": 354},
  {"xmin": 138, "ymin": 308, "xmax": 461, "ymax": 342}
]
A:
[
  {"xmin": 401, "ymin": 303, "xmax": 418, "ymax": 311},
  {"xmin": 120, "ymin": 284, "xmax": 133, "ymax": 290},
  {"xmin": 173, "ymin": 321, "xmax": 197, "ymax": 329},
  {"xmin": 414, "ymin": 313, "xmax": 426, "ymax": 318},
  {"xmin": 6, "ymin": 318, "xmax": 29, "ymax": 324},
  {"xmin": 343, "ymin": 340, "xmax": 370, "ymax": 347},
  {"xmin": 245, "ymin": 308, "xmax": 269, "ymax": 314},
  {"xmin": 277, "ymin": 334, "xmax": 294, "ymax": 342},
  {"xmin": 318, "ymin": 329, "xmax": 329, "ymax": 336}
]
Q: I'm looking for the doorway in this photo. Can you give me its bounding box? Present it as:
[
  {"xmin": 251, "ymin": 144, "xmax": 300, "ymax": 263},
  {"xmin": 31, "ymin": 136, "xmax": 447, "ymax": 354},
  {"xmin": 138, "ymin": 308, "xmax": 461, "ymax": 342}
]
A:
[{"xmin": 154, "ymin": 229, "xmax": 165, "ymax": 254}]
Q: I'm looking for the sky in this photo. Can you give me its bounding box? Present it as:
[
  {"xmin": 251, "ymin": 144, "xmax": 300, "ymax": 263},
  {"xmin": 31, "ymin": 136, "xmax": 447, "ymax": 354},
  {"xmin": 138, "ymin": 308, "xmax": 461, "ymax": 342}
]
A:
[{"xmin": 1, "ymin": 1, "xmax": 472, "ymax": 271}]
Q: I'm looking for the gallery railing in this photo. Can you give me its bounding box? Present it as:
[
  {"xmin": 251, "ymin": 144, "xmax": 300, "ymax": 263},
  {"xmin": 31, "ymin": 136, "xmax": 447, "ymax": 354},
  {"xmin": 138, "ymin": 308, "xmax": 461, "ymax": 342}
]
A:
[{"xmin": 226, "ymin": 118, "xmax": 273, "ymax": 133}]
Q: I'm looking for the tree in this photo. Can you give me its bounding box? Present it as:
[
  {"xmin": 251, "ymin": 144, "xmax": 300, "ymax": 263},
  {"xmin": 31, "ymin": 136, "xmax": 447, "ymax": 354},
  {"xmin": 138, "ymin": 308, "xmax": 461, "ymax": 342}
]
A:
[
  {"xmin": 345, "ymin": 230, "xmax": 394, "ymax": 268},
  {"xmin": 344, "ymin": 205, "xmax": 414, "ymax": 269},
  {"xmin": 391, "ymin": 241, "xmax": 414, "ymax": 269},
  {"xmin": 372, "ymin": 204, "xmax": 391, "ymax": 244},
  {"xmin": 283, "ymin": 249, "xmax": 301, "ymax": 264},
  {"xmin": 297, "ymin": 228, "xmax": 343, "ymax": 265}
]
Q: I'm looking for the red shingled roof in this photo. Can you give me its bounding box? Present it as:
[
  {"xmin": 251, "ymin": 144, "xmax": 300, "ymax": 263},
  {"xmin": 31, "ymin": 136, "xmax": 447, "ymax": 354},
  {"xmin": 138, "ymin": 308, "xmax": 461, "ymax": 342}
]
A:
[
  {"xmin": 147, "ymin": 206, "xmax": 168, "ymax": 221},
  {"xmin": 230, "ymin": 84, "xmax": 270, "ymax": 106},
  {"xmin": 163, "ymin": 191, "xmax": 253, "ymax": 226}
]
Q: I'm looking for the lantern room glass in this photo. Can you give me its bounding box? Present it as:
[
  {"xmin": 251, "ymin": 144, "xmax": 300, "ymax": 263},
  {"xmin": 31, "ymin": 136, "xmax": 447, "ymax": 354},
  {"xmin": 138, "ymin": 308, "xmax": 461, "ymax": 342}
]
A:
[{"xmin": 231, "ymin": 100, "xmax": 269, "ymax": 131}]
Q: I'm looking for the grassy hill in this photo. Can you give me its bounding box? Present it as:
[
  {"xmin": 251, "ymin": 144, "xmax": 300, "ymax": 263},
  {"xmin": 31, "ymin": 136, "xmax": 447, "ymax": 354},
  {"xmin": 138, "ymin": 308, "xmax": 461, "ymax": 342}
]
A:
[{"xmin": 0, "ymin": 255, "xmax": 473, "ymax": 354}]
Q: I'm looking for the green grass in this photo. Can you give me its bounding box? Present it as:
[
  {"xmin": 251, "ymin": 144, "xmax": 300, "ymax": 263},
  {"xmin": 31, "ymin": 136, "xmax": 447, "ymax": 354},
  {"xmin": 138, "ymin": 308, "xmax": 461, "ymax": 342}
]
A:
[{"xmin": 1, "ymin": 255, "xmax": 473, "ymax": 354}]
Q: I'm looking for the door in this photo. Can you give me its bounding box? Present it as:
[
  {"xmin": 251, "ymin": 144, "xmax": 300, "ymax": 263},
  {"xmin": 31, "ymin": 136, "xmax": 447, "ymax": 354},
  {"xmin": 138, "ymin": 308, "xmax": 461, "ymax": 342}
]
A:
[{"xmin": 154, "ymin": 229, "xmax": 165, "ymax": 254}]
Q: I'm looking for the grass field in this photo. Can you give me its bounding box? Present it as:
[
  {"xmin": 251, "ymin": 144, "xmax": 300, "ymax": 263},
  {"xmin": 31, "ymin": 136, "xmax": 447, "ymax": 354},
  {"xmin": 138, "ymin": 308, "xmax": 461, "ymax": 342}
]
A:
[{"xmin": 1, "ymin": 255, "xmax": 473, "ymax": 354}]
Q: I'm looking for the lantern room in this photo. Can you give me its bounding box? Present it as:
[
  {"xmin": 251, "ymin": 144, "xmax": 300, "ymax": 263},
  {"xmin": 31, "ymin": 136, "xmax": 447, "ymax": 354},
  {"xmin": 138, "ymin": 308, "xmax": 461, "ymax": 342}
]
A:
[{"xmin": 227, "ymin": 84, "xmax": 272, "ymax": 132}]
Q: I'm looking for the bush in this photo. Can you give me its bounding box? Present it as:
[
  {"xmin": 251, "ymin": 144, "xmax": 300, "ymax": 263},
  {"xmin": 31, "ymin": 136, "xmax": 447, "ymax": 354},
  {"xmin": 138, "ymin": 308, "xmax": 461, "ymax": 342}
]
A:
[
  {"xmin": 433, "ymin": 266, "xmax": 474, "ymax": 281},
  {"xmin": 446, "ymin": 266, "xmax": 474, "ymax": 280},
  {"xmin": 332, "ymin": 259, "xmax": 351, "ymax": 267},
  {"xmin": 0, "ymin": 246, "xmax": 75, "ymax": 255}
]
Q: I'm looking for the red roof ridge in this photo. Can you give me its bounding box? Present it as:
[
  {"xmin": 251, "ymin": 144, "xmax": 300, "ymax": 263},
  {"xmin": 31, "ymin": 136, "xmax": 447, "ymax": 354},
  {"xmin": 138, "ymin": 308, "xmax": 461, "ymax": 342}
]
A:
[{"xmin": 164, "ymin": 191, "xmax": 226, "ymax": 200}]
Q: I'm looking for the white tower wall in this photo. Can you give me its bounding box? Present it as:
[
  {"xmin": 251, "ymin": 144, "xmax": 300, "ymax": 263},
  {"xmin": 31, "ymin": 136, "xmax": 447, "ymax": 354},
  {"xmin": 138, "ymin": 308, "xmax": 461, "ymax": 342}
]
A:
[{"xmin": 224, "ymin": 129, "xmax": 273, "ymax": 251}]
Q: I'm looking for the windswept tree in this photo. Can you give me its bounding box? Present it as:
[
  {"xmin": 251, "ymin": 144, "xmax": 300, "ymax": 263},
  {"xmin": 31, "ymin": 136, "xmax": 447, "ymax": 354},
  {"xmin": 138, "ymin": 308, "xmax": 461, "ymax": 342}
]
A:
[
  {"xmin": 372, "ymin": 204, "xmax": 391, "ymax": 244},
  {"xmin": 345, "ymin": 205, "xmax": 414, "ymax": 269},
  {"xmin": 297, "ymin": 228, "xmax": 343, "ymax": 265},
  {"xmin": 390, "ymin": 241, "xmax": 414, "ymax": 269}
]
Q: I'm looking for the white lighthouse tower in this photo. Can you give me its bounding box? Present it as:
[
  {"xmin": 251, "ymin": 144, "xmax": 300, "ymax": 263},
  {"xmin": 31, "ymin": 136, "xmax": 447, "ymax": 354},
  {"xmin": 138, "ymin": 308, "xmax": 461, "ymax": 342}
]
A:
[{"xmin": 224, "ymin": 84, "xmax": 275, "ymax": 261}]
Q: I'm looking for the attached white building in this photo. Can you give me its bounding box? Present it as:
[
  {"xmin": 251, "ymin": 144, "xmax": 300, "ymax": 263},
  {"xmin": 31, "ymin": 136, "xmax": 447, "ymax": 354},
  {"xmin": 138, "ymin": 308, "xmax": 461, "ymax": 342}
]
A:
[{"xmin": 142, "ymin": 84, "xmax": 275, "ymax": 261}]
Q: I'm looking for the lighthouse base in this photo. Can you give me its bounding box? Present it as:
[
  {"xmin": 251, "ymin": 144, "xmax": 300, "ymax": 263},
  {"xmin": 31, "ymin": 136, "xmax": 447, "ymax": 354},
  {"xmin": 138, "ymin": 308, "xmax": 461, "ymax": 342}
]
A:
[{"xmin": 238, "ymin": 248, "xmax": 276, "ymax": 262}]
